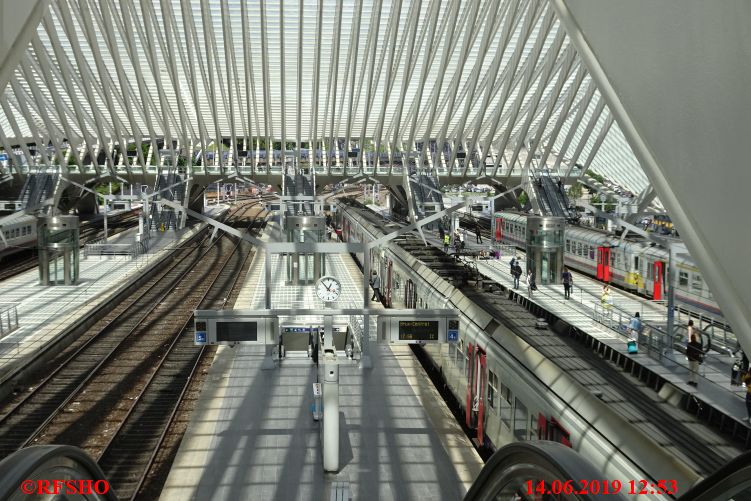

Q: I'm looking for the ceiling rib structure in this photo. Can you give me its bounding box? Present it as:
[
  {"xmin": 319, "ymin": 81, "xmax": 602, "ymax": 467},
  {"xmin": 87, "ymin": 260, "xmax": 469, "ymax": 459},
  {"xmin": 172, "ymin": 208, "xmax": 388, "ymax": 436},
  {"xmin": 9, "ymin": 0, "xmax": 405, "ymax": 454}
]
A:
[{"xmin": 0, "ymin": 0, "xmax": 648, "ymax": 191}]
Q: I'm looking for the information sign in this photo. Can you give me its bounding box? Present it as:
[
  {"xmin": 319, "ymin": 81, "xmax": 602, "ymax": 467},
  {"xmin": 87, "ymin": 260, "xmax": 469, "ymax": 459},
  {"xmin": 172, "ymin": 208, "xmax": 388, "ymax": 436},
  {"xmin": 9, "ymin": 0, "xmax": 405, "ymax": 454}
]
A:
[
  {"xmin": 398, "ymin": 320, "xmax": 440, "ymax": 341},
  {"xmin": 447, "ymin": 319, "xmax": 459, "ymax": 342}
]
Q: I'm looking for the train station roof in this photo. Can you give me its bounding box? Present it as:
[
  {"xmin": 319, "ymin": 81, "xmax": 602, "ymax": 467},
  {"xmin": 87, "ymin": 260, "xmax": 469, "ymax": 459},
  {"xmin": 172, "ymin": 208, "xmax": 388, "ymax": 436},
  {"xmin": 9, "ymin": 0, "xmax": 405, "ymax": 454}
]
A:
[{"xmin": 0, "ymin": 0, "xmax": 647, "ymax": 191}]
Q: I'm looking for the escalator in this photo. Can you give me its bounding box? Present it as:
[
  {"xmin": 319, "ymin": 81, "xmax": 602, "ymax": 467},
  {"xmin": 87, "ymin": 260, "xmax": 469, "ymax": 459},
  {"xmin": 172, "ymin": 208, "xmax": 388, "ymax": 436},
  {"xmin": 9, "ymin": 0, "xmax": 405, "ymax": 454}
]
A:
[
  {"xmin": 0, "ymin": 445, "xmax": 116, "ymax": 500},
  {"xmin": 465, "ymin": 441, "xmax": 751, "ymax": 501}
]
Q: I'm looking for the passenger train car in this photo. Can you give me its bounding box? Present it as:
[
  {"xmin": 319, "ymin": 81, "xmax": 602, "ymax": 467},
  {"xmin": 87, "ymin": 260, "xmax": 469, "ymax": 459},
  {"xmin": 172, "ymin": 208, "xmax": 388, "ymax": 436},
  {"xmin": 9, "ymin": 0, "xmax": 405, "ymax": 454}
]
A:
[
  {"xmin": 0, "ymin": 214, "xmax": 38, "ymax": 261},
  {"xmin": 335, "ymin": 201, "xmax": 701, "ymax": 496},
  {"xmin": 494, "ymin": 211, "xmax": 725, "ymax": 326}
]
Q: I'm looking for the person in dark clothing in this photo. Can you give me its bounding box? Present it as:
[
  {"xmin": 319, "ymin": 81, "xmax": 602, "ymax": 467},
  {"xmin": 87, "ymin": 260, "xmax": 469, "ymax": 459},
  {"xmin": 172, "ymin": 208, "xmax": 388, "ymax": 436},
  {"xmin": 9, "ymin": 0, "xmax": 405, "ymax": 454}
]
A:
[
  {"xmin": 475, "ymin": 220, "xmax": 483, "ymax": 244},
  {"xmin": 686, "ymin": 334, "xmax": 703, "ymax": 386},
  {"xmin": 561, "ymin": 267, "xmax": 573, "ymax": 299},
  {"xmin": 438, "ymin": 225, "xmax": 445, "ymax": 243},
  {"xmin": 370, "ymin": 270, "xmax": 382, "ymax": 303},
  {"xmin": 510, "ymin": 257, "xmax": 516, "ymax": 275},
  {"xmin": 743, "ymin": 372, "xmax": 751, "ymax": 422},
  {"xmin": 512, "ymin": 262, "xmax": 522, "ymax": 289}
]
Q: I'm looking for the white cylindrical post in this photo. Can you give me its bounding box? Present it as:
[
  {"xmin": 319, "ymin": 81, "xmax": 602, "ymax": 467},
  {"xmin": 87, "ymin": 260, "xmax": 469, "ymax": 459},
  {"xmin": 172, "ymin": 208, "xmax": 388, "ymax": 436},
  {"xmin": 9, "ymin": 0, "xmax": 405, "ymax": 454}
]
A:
[{"xmin": 323, "ymin": 353, "xmax": 339, "ymax": 472}]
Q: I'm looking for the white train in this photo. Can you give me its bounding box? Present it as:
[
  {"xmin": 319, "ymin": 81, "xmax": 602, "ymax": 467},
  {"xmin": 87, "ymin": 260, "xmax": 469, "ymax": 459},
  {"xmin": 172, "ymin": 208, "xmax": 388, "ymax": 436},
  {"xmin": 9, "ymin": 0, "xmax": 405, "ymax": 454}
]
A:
[
  {"xmin": 494, "ymin": 211, "xmax": 725, "ymax": 327},
  {"xmin": 0, "ymin": 214, "xmax": 37, "ymax": 261},
  {"xmin": 336, "ymin": 201, "xmax": 707, "ymax": 498}
]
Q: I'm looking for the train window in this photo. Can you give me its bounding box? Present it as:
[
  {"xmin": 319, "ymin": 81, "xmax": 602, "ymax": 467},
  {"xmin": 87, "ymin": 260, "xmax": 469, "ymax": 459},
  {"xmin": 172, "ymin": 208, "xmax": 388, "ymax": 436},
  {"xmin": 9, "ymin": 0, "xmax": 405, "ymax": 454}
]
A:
[
  {"xmin": 514, "ymin": 399, "xmax": 528, "ymax": 441},
  {"xmin": 500, "ymin": 385, "xmax": 512, "ymax": 428},
  {"xmin": 634, "ymin": 256, "xmax": 640, "ymax": 270},
  {"xmin": 679, "ymin": 271, "xmax": 689, "ymax": 287},
  {"xmin": 565, "ymin": 239, "xmax": 570, "ymax": 252},
  {"xmin": 692, "ymin": 274, "xmax": 703, "ymax": 293},
  {"xmin": 21, "ymin": 227, "xmax": 26, "ymax": 236},
  {"xmin": 576, "ymin": 242, "xmax": 582, "ymax": 256},
  {"xmin": 488, "ymin": 371, "xmax": 497, "ymax": 410},
  {"xmin": 646, "ymin": 263, "xmax": 653, "ymax": 280},
  {"xmin": 589, "ymin": 247, "xmax": 595, "ymax": 260}
]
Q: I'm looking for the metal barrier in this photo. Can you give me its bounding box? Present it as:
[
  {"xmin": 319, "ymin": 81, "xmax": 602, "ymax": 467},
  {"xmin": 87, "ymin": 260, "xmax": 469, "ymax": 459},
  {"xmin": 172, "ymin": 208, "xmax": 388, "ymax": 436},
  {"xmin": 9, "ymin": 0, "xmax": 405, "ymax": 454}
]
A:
[
  {"xmin": 0, "ymin": 302, "xmax": 19, "ymax": 339},
  {"xmin": 84, "ymin": 239, "xmax": 146, "ymax": 259}
]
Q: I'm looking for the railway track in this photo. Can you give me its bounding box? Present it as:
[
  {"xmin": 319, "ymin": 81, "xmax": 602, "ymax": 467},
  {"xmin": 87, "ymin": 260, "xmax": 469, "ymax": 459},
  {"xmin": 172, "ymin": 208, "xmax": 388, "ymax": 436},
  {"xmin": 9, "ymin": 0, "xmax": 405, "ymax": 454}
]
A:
[{"xmin": 0, "ymin": 201, "xmax": 266, "ymax": 498}]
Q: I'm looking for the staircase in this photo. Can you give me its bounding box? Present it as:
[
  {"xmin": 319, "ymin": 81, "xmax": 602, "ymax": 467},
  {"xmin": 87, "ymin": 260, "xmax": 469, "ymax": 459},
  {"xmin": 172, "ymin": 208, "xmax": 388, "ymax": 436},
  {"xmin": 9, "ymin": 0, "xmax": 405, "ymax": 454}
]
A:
[
  {"xmin": 17, "ymin": 171, "xmax": 60, "ymax": 212},
  {"xmin": 151, "ymin": 172, "xmax": 185, "ymax": 231}
]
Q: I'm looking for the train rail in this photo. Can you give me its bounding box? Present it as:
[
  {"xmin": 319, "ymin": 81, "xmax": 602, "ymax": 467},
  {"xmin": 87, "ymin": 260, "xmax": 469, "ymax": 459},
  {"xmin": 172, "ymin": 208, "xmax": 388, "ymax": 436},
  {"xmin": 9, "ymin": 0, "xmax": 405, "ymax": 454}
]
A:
[
  {"xmin": 0, "ymin": 201, "xmax": 266, "ymax": 499},
  {"xmin": 96, "ymin": 211, "xmax": 265, "ymax": 499},
  {"xmin": 340, "ymin": 201, "xmax": 742, "ymax": 486}
]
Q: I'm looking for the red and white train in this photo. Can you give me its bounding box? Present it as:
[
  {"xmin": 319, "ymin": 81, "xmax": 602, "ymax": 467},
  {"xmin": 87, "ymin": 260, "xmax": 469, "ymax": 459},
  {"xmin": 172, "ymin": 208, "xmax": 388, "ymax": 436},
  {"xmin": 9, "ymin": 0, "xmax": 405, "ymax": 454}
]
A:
[{"xmin": 494, "ymin": 211, "xmax": 726, "ymax": 328}]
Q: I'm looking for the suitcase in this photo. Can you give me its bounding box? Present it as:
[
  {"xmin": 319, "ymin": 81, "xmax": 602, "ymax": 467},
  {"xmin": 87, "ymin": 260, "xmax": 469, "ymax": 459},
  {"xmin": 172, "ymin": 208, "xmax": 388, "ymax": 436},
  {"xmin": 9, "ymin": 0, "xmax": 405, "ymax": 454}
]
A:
[{"xmin": 627, "ymin": 340, "xmax": 638, "ymax": 354}]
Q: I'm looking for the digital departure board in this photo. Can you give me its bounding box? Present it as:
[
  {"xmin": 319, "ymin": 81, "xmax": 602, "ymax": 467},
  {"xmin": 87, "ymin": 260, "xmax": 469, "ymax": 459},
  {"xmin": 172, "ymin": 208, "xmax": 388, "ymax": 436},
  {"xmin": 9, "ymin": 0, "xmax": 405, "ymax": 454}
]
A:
[
  {"xmin": 398, "ymin": 320, "xmax": 440, "ymax": 341},
  {"xmin": 217, "ymin": 321, "xmax": 258, "ymax": 342}
]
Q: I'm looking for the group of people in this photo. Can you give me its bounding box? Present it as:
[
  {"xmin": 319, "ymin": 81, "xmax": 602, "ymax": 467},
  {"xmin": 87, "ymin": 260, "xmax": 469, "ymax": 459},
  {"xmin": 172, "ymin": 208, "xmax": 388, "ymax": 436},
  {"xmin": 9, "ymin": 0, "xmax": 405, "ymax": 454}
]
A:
[{"xmin": 438, "ymin": 220, "xmax": 486, "ymax": 253}]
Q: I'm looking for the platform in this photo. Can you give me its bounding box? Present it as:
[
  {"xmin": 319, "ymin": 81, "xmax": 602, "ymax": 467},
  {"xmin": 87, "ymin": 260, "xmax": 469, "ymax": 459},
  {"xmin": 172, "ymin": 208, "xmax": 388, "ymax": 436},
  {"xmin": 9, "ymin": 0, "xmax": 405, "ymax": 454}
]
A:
[
  {"xmin": 425, "ymin": 227, "xmax": 751, "ymax": 430},
  {"xmin": 0, "ymin": 215, "xmax": 219, "ymax": 386},
  {"xmin": 162, "ymin": 225, "xmax": 483, "ymax": 500}
]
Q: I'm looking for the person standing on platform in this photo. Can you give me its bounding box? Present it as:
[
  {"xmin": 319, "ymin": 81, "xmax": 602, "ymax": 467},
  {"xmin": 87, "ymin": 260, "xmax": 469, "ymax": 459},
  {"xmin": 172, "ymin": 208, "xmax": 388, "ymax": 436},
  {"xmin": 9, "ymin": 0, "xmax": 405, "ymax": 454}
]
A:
[
  {"xmin": 512, "ymin": 261, "xmax": 522, "ymax": 289},
  {"xmin": 443, "ymin": 233, "xmax": 450, "ymax": 253},
  {"xmin": 527, "ymin": 269, "xmax": 536, "ymax": 296},
  {"xmin": 370, "ymin": 270, "xmax": 382, "ymax": 303},
  {"xmin": 601, "ymin": 284, "xmax": 612, "ymax": 311},
  {"xmin": 743, "ymin": 372, "xmax": 751, "ymax": 422},
  {"xmin": 628, "ymin": 312, "xmax": 642, "ymax": 339},
  {"xmin": 561, "ymin": 267, "xmax": 573, "ymax": 299},
  {"xmin": 475, "ymin": 220, "xmax": 483, "ymax": 244},
  {"xmin": 439, "ymin": 225, "xmax": 445, "ymax": 243},
  {"xmin": 460, "ymin": 229, "xmax": 466, "ymax": 250},
  {"xmin": 686, "ymin": 333, "xmax": 703, "ymax": 387}
]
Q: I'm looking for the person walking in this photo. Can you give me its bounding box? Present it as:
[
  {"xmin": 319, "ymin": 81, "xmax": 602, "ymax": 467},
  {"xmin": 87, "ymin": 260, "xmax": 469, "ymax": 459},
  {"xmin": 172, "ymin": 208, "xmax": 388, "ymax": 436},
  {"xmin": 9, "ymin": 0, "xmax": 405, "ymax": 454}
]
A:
[
  {"xmin": 561, "ymin": 267, "xmax": 573, "ymax": 299},
  {"xmin": 370, "ymin": 270, "xmax": 382, "ymax": 303},
  {"xmin": 475, "ymin": 220, "xmax": 483, "ymax": 244},
  {"xmin": 601, "ymin": 284, "xmax": 612, "ymax": 311},
  {"xmin": 527, "ymin": 269, "xmax": 536, "ymax": 296},
  {"xmin": 512, "ymin": 261, "xmax": 522, "ymax": 289},
  {"xmin": 743, "ymin": 372, "xmax": 751, "ymax": 422},
  {"xmin": 443, "ymin": 233, "xmax": 450, "ymax": 253},
  {"xmin": 628, "ymin": 312, "xmax": 642, "ymax": 338},
  {"xmin": 686, "ymin": 333, "xmax": 703, "ymax": 386}
]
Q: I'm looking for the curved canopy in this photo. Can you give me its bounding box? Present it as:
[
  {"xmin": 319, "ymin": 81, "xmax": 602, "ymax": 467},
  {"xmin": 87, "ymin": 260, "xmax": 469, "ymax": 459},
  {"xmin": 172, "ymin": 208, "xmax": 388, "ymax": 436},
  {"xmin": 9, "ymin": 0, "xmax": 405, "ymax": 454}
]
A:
[{"xmin": 0, "ymin": 0, "xmax": 647, "ymax": 191}]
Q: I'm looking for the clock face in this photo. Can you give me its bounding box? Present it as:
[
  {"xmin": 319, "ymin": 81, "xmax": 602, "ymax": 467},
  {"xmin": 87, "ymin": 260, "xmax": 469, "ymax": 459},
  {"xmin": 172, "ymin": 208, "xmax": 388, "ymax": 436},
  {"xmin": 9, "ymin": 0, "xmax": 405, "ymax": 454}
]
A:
[{"xmin": 316, "ymin": 276, "xmax": 342, "ymax": 302}]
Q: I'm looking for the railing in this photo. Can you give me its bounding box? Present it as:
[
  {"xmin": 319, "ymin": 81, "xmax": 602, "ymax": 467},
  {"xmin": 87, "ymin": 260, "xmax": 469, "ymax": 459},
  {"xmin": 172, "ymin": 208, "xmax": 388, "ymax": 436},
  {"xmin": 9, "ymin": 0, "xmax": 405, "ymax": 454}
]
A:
[
  {"xmin": 84, "ymin": 239, "xmax": 146, "ymax": 259},
  {"xmin": 0, "ymin": 302, "xmax": 19, "ymax": 339}
]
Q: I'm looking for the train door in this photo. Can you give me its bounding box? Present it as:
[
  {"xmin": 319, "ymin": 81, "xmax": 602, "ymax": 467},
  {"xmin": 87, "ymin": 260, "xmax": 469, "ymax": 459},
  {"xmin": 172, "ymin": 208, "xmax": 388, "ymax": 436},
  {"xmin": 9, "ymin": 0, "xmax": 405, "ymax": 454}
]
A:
[
  {"xmin": 405, "ymin": 279, "xmax": 416, "ymax": 308},
  {"xmin": 653, "ymin": 261, "xmax": 665, "ymax": 300},
  {"xmin": 537, "ymin": 415, "xmax": 572, "ymax": 447},
  {"xmin": 494, "ymin": 215, "xmax": 503, "ymax": 243},
  {"xmin": 466, "ymin": 344, "xmax": 487, "ymax": 445},
  {"xmin": 596, "ymin": 246, "xmax": 611, "ymax": 282}
]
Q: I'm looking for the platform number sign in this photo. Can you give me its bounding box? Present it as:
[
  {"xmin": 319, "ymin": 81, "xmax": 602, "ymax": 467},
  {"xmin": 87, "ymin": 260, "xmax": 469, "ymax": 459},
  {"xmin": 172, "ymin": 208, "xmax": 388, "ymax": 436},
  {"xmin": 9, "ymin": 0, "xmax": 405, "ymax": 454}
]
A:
[
  {"xmin": 447, "ymin": 319, "xmax": 459, "ymax": 343},
  {"xmin": 195, "ymin": 321, "xmax": 207, "ymax": 345}
]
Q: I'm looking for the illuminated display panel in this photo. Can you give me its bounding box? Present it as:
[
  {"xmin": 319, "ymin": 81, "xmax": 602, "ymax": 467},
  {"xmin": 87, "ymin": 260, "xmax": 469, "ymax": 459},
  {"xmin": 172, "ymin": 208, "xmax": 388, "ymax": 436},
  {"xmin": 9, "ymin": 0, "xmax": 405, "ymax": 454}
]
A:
[{"xmin": 398, "ymin": 321, "xmax": 439, "ymax": 341}]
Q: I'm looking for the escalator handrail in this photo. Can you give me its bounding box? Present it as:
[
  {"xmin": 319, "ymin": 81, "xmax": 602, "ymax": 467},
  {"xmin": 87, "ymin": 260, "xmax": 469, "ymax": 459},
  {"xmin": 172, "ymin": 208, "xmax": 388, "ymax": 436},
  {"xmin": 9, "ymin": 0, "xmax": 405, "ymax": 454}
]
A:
[
  {"xmin": 676, "ymin": 448, "xmax": 751, "ymax": 500},
  {"xmin": 464, "ymin": 441, "xmax": 627, "ymax": 501},
  {"xmin": 0, "ymin": 445, "xmax": 117, "ymax": 500}
]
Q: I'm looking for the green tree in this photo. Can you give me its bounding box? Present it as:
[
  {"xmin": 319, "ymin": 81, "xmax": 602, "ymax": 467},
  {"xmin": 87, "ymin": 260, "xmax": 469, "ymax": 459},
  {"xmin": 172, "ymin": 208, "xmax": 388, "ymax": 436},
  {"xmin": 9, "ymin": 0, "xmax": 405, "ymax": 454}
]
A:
[
  {"xmin": 567, "ymin": 182, "xmax": 583, "ymax": 200},
  {"xmin": 586, "ymin": 168, "xmax": 605, "ymax": 183},
  {"xmin": 518, "ymin": 190, "xmax": 528, "ymax": 207}
]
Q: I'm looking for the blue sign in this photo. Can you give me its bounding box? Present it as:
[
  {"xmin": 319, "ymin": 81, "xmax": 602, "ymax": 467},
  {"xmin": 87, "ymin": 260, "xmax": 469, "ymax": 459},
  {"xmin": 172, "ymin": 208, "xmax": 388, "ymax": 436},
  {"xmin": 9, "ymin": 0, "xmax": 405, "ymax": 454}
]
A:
[
  {"xmin": 447, "ymin": 330, "xmax": 459, "ymax": 342},
  {"xmin": 195, "ymin": 331, "xmax": 207, "ymax": 344},
  {"xmin": 0, "ymin": 154, "xmax": 7, "ymax": 161}
]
